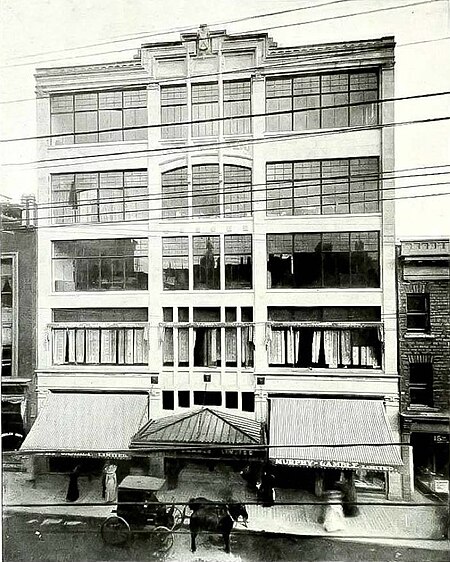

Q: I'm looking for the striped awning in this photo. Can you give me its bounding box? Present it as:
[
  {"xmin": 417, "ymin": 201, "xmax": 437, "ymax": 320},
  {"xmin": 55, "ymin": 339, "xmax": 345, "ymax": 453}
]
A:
[
  {"xmin": 20, "ymin": 392, "xmax": 149, "ymax": 457},
  {"xmin": 269, "ymin": 398, "xmax": 403, "ymax": 471},
  {"xmin": 131, "ymin": 407, "xmax": 264, "ymax": 449}
]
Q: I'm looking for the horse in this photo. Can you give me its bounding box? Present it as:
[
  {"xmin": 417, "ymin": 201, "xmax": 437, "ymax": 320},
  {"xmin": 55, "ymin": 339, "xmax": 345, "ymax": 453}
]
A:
[{"xmin": 188, "ymin": 497, "xmax": 248, "ymax": 553}]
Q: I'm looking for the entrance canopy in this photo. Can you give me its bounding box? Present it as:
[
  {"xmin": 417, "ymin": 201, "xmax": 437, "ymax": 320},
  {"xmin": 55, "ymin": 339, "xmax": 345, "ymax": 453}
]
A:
[
  {"xmin": 130, "ymin": 407, "xmax": 264, "ymax": 451},
  {"xmin": 269, "ymin": 398, "xmax": 403, "ymax": 471},
  {"xmin": 20, "ymin": 392, "xmax": 149, "ymax": 458}
]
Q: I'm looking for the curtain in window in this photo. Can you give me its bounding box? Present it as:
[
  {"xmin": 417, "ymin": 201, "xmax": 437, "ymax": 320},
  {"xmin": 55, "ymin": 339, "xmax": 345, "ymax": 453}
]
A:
[
  {"xmin": 125, "ymin": 329, "xmax": 134, "ymax": 364},
  {"xmin": 163, "ymin": 327, "xmax": 174, "ymax": 365},
  {"xmin": 100, "ymin": 329, "xmax": 116, "ymax": 363},
  {"xmin": 323, "ymin": 330, "xmax": 339, "ymax": 368},
  {"xmin": 178, "ymin": 328, "xmax": 189, "ymax": 365},
  {"xmin": 86, "ymin": 329, "xmax": 100, "ymax": 363},
  {"xmin": 341, "ymin": 330, "xmax": 352, "ymax": 366},
  {"xmin": 75, "ymin": 329, "xmax": 85, "ymax": 363},
  {"xmin": 312, "ymin": 330, "xmax": 321, "ymax": 363},
  {"xmin": 134, "ymin": 329, "xmax": 145, "ymax": 364},
  {"xmin": 241, "ymin": 326, "xmax": 254, "ymax": 367},
  {"xmin": 225, "ymin": 328, "xmax": 237, "ymax": 365},
  {"xmin": 53, "ymin": 330, "xmax": 66, "ymax": 364},
  {"xmin": 269, "ymin": 329, "xmax": 286, "ymax": 365},
  {"xmin": 67, "ymin": 329, "xmax": 76, "ymax": 363}
]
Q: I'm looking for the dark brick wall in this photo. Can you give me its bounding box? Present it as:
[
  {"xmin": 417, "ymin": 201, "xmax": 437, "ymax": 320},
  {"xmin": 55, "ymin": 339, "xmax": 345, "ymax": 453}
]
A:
[
  {"xmin": 397, "ymin": 253, "xmax": 450, "ymax": 414},
  {"xmin": 2, "ymin": 227, "xmax": 37, "ymax": 381},
  {"xmin": 2, "ymin": 226, "xmax": 37, "ymax": 428}
]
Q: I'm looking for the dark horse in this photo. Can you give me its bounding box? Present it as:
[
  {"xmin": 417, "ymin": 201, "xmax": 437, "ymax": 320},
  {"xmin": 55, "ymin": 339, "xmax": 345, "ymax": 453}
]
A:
[{"xmin": 188, "ymin": 497, "xmax": 248, "ymax": 553}]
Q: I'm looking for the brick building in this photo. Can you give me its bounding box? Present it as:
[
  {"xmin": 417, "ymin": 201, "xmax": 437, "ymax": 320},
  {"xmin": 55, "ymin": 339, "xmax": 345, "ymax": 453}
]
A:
[
  {"xmin": 1, "ymin": 197, "xmax": 37, "ymax": 459},
  {"xmin": 397, "ymin": 238, "xmax": 450, "ymax": 499}
]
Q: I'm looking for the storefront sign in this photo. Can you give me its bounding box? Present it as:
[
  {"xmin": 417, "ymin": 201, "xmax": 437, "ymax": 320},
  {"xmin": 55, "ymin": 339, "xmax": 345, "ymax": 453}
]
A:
[
  {"xmin": 433, "ymin": 480, "xmax": 449, "ymax": 494},
  {"xmin": 273, "ymin": 458, "xmax": 394, "ymax": 471}
]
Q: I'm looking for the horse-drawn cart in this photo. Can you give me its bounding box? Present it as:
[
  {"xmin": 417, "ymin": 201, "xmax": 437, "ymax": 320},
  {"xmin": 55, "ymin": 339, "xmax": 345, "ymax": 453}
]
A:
[{"xmin": 101, "ymin": 475, "xmax": 183, "ymax": 552}]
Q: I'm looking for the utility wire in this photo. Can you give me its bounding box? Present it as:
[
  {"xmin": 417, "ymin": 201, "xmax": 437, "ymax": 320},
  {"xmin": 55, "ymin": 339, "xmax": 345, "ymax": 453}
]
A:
[
  {"xmin": 6, "ymin": 0, "xmax": 357, "ymax": 62},
  {"xmin": 2, "ymin": 90, "xmax": 448, "ymax": 144},
  {"xmin": 34, "ymin": 178, "xmax": 450, "ymax": 221},
  {"xmin": 0, "ymin": 0, "xmax": 438, "ymax": 69},
  {"xmin": 3, "ymin": 35, "xmax": 449, "ymax": 107},
  {"xmin": 35, "ymin": 167, "xmax": 450, "ymax": 213},
  {"xmin": 5, "ymin": 115, "xmax": 450, "ymax": 170},
  {"xmin": 22, "ymin": 182, "xmax": 450, "ymax": 226}
]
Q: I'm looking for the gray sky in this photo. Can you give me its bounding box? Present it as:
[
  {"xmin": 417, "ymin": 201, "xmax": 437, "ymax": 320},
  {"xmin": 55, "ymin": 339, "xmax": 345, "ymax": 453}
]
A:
[{"xmin": 0, "ymin": 0, "xmax": 449, "ymax": 237}]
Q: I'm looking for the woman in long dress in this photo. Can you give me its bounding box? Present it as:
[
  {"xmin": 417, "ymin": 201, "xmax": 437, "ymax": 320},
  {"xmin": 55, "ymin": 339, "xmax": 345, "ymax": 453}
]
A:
[
  {"xmin": 104, "ymin": 463, "xmax": 118, "ymax": 503},
  {"xmin": 66, "ymin": 465, "xmax": 81, "ymax": 502}
]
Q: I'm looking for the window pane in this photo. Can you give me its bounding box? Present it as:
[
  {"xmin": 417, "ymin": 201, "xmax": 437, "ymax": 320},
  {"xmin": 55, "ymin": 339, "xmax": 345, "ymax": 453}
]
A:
[
  {"xmin": 223, "ymin": 80, "xmax": 251, "ymax": 135},
  {"xmin": 162, "ymin": 167, "xmax": 188, "ymax": 218},
  {"xmin": 193, "ymin": 236, "xmax": 220, "ymax": 290},
  {"xmin": 51, "ymin": 113, "xmax": 74, "ymax": 145},
  {"xmin": 293, "ymin": 233, "xmax": 322, "ymax": 287},
  {"xmin": 192, "ymin": 83, "xmax": 219, "ymax": 137},
  {"xmin": 123, "ymin": 90, "xmax": 147, "ymax": 108},
  {"xmin": 162, "ymin": 237, "xmax": 189, "ymax": 290},
  {"xmin": 123, "ymin": 108, "xmax": 147, "ymax": 140},
  {"xmin": 192, "ymin": 164, "xmax": 220, "ymax": 217},
  {"xmin": 98, "ymin": 110, "xmax": 122, "ymax": 142},
  {"xmin": 75, "ymin": 111, "xmax": 98, "ymax": 143},
  {"xmin": 267, "ymin": 234, "xmax": 293, "ymax": 288},
  {"xmin": 52, "ymin": 239, "xmax": 148, "ymax": 291},
  {"xmin": 224, "ymin": 165, "xmax": 252, "ymax": 217},
  {"xmin": 225, "ymin": 234, "xmax": 252, "ymax": 289}
]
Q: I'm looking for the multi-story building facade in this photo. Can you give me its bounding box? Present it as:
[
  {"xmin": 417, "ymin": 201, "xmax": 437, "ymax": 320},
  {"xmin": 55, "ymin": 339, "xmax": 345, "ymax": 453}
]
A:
[
  {"xmin": 26, "ymin": 28, "xmax": 404, "ymax": 497},
  {"xmin": 1, "ymin": 197, "xmax": 37, "ymax": 459},
  {"xmin": 397, "ymin": 238, "xmax": 450, "ymax": 500}
]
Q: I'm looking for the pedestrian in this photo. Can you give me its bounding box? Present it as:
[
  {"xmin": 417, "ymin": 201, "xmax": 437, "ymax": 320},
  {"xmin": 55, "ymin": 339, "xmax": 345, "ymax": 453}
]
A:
[
  {"xmin": 66, "ymin": 464, "xmax": 81, "ymax": 502},
  {"xmin": 101, "ymin": 461, "xmax": 109, "ymax": 499},
  {"xmin": 323, "ymin": 489, "xmax": 345, "ymax": 532},
  {"xmin": 258, "ymin": 468, "xmax": 276, "ymax": 507},
  {"xmin": 104, "ymin": 462, "xmax": 118, "ymax": 503}
]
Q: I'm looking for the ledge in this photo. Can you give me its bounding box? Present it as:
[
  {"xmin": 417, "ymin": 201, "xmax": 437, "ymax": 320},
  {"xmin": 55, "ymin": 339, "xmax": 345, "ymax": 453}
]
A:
[{"xmin": 404, "ymin": 333, "xmax": 436, "ymax": 340}]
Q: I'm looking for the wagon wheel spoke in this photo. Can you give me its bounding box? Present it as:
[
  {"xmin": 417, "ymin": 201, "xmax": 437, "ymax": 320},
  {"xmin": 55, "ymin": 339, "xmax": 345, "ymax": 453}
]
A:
[
  {"xmin": 170, "ymin": 507, "xmax": 184, "ymax": 530},
  {"xmin": 101, "ymin": 516, "xmax": 130, "ymax": 546},
  {"xmin": 153, "ymin": 526, "xmax": 174, "ymax": 552}
]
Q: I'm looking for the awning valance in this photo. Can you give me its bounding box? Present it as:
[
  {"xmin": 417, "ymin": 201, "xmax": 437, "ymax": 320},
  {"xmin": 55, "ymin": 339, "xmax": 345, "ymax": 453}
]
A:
[
  {"xmin": 269, "ymin": 398, "xmax": 403, "ymax": 471},
  {"xmin": 20, "ymin": 392, "xmax": 149, "ymax": 458}
]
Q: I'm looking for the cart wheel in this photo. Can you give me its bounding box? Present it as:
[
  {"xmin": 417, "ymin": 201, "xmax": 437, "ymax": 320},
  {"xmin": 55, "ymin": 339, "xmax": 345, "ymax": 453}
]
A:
[
  {"xmin": 101, "ymin": 516, "xmax": 130, "ymax": 546},
  {"xmin": 153, "ymin": 526, "xmax": 174, "ymax": 552},
  {"xmin": 170, "ymin": 507, "xmax": 184, "ymax": 530}
]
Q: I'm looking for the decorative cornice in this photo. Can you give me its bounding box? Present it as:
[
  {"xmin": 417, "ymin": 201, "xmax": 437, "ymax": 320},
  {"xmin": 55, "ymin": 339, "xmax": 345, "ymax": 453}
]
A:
[{"xmin": 35, "ymin": 60, "xmax": 143, "ymax": 77}]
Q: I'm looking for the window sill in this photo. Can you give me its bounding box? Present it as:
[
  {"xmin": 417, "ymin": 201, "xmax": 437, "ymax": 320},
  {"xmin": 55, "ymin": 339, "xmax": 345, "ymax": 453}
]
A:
[
  {"xmin": 48, "ymin": 140, "xmax": 147, "ymax": 149},
  {"xmin": 51, "ymin": 290, "xmax": 148, "ymax": 296},
  {"xmin": 266, "ymin": 366, "xmax": 385, "ymax": 375},
  {"xmin": 264, "ymin": 125, "xmax": 381, "ymax": 137},
  {"xmin": 404, "ymin": 333, "xmax": 435, "ymax": 339}
]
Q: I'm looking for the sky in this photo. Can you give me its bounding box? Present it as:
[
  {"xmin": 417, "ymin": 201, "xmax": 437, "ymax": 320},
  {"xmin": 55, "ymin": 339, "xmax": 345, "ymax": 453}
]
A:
[{"xmin": 0, "ymin": 0, "xmax": 449, "ymax": 238}]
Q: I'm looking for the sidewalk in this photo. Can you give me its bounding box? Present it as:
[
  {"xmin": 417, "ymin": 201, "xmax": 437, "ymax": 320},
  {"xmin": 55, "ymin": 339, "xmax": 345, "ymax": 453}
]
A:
[{"xmin": 2, "ymin": 469, "xmax": 449, "ymax": 552}]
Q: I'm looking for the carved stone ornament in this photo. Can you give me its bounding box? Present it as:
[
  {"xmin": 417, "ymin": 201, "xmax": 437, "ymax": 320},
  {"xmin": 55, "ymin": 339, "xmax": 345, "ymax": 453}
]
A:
[{"xmin": 197, "ymin": 24, "xmax": 212, "ymax": 55}]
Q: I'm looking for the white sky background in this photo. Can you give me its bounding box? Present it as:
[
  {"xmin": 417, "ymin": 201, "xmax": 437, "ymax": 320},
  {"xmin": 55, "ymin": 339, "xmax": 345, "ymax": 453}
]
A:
[{"xmin": 0, "ymin": 0, "xmax": 449, "ymax": 238}]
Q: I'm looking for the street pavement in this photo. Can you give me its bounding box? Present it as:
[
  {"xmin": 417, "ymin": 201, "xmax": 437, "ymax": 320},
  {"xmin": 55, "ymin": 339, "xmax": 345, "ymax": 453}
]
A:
[
  {"xmin": 2, "ymin": 467, "xmax": 449, "ymax": 553},
  {"xmin": 3, "ymin": 511, "xmax": 449, "ymax": 562}
]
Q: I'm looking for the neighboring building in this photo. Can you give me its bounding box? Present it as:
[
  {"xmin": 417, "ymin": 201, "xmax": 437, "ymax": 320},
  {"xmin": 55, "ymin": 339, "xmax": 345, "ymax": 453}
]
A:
[
  {"xmin": 397, "ymin": 238, "xmax": 450, "ymax": 500},
  {"xmin": 1, "ymin": 196, "xmax": 37, "ymax": 459},
  {"xmin": 23, "ymin": 27, "xmax": 404, "ymax": 498}
]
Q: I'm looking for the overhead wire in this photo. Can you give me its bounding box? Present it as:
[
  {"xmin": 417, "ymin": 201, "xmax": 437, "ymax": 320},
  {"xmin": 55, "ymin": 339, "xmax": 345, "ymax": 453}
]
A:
[
  {"xmin": 0, "ymin": 0, "xmax": 439, "ymax": 69},
  {"xmin": 6, "ymin": 0, "xmax": 358, "ymax": 62},
  {"xmin": 2, "ymin": 90, "xmax": 449, "ymax": 145}
]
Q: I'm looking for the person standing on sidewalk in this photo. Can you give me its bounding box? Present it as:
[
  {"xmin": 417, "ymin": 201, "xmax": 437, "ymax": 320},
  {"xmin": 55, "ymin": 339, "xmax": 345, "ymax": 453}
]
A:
[
  {"xmin": 66, "ymin": 464, "xmax": 81, "ymax": 502},
  {"xmin": 258, "ymin": 468, "xmax": 276, "ymax": 507},
  {"xmin": 104, "ymin": 463, "xmax": 118, "ymax": 503}
]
